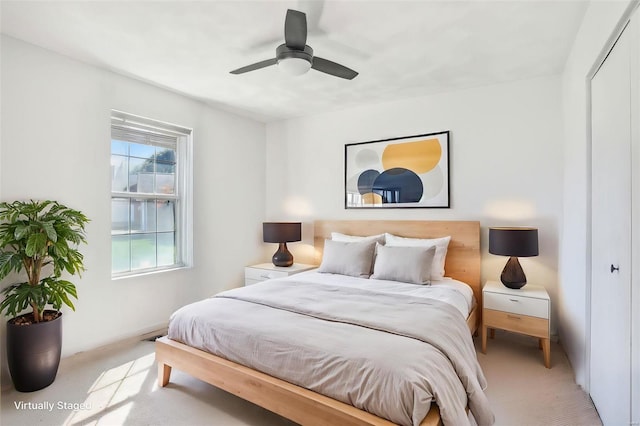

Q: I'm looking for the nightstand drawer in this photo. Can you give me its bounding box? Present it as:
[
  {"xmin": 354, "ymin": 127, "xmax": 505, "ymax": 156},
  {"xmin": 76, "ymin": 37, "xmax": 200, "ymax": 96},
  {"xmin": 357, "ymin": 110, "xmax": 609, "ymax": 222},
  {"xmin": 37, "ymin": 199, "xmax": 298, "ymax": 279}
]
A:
[
  {"xmin": 483, "ymin": 308, "xmax": 549, "ymax": 338},
  {"xmin": 244, "ymin": 267, "xmax": 289, "ymax": 281},
  {"xmin": 484, "ymin": 291, "xmax": 549, "ymax": 318}
]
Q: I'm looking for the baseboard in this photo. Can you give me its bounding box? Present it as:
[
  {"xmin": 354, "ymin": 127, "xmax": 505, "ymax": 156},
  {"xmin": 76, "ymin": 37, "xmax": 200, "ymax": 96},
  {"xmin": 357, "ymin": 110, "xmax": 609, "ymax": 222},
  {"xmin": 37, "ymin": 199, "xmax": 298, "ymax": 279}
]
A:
[{"xmin": 66, "ymin": 322, "xmax": 169, "ymax": 359}]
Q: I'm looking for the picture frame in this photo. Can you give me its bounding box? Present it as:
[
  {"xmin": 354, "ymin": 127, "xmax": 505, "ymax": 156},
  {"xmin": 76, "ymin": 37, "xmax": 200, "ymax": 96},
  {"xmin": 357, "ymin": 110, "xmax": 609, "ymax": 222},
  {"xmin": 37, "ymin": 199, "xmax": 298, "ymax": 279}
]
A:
[{"xmin": 345, "ymin": 131, "xmax": 450, "ymax": 209}]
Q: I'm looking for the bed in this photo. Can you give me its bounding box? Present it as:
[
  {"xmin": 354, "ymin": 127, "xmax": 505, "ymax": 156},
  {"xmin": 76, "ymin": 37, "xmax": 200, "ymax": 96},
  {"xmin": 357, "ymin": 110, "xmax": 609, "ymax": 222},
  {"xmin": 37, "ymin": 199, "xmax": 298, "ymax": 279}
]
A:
[{"xmin": 156, "ymin": 220, "xmax": 491, "ymax": 426}]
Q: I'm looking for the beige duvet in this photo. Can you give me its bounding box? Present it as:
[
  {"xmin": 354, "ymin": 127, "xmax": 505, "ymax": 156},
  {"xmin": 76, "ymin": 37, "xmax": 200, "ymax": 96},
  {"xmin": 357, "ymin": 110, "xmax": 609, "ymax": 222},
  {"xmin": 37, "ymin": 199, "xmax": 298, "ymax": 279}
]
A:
[{"xmin": 168, "ymin": 278, "xmax": 494, "ymax": 426}]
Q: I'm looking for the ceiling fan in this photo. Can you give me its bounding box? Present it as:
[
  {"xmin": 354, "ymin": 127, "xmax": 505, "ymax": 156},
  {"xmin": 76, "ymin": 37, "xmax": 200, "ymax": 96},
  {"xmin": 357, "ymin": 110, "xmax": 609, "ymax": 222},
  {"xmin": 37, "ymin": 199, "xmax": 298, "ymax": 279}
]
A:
[{"xmin": 230, "ymin": 9, "xmax": 358, "ymax": 80}]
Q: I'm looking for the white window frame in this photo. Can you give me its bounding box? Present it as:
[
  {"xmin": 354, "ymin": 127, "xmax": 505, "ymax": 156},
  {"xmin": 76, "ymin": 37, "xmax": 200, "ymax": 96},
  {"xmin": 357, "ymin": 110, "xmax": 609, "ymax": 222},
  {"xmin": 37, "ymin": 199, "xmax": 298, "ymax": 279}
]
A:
[{"xmin": 110, "ymin": 110, "xmax": 193, "ymax": 278}]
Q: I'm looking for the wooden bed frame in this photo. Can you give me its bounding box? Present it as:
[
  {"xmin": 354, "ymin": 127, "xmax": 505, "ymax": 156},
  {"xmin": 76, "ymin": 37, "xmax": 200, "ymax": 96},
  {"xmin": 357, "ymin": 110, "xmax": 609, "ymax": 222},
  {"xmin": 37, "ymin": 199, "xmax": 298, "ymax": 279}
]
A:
[{"xmin": 156, "ymin": 220, "xmax": 481, "ymax": 426}]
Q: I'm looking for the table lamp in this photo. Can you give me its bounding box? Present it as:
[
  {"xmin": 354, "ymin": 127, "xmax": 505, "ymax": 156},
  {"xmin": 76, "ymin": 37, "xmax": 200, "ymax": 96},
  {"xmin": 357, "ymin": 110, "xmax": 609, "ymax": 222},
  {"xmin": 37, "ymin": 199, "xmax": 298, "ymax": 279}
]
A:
[
  {"xmin": 489, "ymin": 227, "xmax": 539, "ymax": 289},
  {"xmin": 263, "ymin": 222, "xmax": 301, "ymax": 267}
]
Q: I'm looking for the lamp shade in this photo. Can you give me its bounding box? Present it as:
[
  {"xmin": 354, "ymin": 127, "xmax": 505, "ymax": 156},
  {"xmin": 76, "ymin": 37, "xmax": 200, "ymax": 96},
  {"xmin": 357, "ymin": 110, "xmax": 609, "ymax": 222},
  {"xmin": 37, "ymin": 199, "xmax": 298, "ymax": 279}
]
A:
[
  {"xmin": 263, "ymin": 222, "xmax": 301, "ymax": 243},
  {"xmin": 489, "ymin": 227, "xmax": 538, "ymax": 257}
]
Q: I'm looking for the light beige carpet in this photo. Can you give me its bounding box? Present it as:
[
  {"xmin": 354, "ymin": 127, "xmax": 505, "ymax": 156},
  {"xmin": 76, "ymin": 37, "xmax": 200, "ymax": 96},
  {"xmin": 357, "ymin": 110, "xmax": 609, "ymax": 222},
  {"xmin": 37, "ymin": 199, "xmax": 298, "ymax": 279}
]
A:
[
  {"xmin": 1, "ymin": 330, "xmax": 601, "ymax": 426},
  {"xmin": 475, "ymin": 330, "xmax": 601, "ymax": 426}
]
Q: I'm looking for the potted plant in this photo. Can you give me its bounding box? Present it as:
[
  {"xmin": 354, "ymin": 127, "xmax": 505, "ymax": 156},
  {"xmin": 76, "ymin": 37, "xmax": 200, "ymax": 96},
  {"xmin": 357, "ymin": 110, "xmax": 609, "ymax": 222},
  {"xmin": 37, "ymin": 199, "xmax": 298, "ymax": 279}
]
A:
[{"xmin": 0, "ymin": 200, "xmax": 89, "ymax": 392}]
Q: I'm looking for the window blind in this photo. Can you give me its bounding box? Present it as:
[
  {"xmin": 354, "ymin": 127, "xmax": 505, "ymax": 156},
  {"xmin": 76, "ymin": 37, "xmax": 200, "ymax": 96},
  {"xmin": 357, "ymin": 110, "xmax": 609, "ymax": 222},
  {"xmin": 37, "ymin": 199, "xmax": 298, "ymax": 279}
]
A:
[{"xmin": 111, "ymin": 125, "xmax": 178, "ymax": 149}]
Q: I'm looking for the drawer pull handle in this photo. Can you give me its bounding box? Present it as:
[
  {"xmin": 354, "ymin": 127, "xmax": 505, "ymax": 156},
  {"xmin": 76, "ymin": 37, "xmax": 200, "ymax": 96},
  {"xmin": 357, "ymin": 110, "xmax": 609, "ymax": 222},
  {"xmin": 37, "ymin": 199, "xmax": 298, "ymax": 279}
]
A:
[
  {"xmin": 507, "ymin": 315, "xmax": 521, "ymax": 320},
  {"xmin": 509, "ymin": 299, "xmax": 520, "ymax": 302},
  {"xmin": 260, "ymin": 274, "xmax": 271, "ymax": 279}
]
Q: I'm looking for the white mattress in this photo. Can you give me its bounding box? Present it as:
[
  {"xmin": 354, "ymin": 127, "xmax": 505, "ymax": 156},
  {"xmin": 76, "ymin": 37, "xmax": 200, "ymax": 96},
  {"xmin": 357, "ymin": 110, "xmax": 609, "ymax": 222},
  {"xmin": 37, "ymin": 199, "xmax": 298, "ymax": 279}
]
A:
[{"xmin": 282, "ymin": 270, "xmax": 475, "ymax": 317}]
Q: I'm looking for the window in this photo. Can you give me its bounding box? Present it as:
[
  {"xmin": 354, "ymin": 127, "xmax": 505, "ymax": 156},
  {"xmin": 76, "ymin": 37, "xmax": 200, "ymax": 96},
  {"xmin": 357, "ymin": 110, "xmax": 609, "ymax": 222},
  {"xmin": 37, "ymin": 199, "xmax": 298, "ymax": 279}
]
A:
[{"xmin": 110, "ymin": 110, "xmax": 192, "ymax": 277}]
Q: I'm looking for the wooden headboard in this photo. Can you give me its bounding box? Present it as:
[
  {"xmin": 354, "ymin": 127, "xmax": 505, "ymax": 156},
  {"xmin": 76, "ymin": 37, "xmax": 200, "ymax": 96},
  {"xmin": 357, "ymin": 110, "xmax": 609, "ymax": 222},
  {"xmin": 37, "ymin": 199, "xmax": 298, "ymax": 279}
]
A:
[{"xmin": 313, "ymin": 220, "xmax": 481, "ymax": 313}]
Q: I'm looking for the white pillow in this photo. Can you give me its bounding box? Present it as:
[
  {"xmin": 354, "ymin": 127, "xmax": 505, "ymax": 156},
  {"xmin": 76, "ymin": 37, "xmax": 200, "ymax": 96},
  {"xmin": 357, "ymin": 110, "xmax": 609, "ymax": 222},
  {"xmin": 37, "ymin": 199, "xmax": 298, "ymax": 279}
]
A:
[
  {"xmin": 317, "ymin": 239, "xmax": 377, "ymax": 278},
  {"xmin": 384, "ymin": 233, "xmax": 451, "ymax": 280},
  {"xmin": 331, "ymin": 232, "xmax": 385, "ymax": 274},
  {"xmin": 371, "ymin": 244, "xmax": 436, "ymax": 285},
  {"xmin": 331, "ymin": 232, "xmax": 385, "ymax": 245}
]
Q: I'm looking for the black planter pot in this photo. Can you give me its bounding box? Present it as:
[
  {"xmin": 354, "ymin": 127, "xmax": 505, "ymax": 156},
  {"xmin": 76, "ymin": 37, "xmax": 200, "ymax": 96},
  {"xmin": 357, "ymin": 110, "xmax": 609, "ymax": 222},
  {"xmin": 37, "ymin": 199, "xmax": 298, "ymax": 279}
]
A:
[{"xmin": 6, "ymin": 311, "xmax": 62, "ymax": 392}]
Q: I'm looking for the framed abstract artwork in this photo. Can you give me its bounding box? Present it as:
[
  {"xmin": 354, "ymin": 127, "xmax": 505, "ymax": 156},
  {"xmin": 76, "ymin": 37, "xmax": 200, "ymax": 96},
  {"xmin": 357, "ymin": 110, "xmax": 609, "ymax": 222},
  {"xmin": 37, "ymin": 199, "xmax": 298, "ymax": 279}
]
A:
[{"xmin": 345, "ymin": 131, "xmax": 450, "ymax": 209}]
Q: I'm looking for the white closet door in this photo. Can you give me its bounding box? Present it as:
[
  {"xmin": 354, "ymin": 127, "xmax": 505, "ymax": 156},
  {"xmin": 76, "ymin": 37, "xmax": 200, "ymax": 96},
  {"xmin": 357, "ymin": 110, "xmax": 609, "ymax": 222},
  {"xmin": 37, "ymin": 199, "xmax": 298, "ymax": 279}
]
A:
[{"xmin": 590, "ymin": 21, "xmax": 632, "ymax": 426}]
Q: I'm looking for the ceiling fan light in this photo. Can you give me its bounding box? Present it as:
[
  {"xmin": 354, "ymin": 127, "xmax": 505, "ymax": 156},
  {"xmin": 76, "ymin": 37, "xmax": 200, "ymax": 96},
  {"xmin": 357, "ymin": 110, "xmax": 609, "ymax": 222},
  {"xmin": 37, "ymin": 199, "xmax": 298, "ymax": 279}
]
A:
[{"xmin": 278, "ymin": 57, "xmax": 312, "ymax": 76}]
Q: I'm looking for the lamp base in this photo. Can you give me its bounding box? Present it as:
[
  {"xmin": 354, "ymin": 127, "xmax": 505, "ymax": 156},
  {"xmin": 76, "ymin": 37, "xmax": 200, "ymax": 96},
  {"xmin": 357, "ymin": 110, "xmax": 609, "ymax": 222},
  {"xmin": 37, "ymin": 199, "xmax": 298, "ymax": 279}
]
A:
[
  {"xmin": 272, "ymin": 242, "xmax": 293, "ymax": 267},
  {"xmin": 500, "ymin": 256, "xmax": 527, "ymax": 289}
]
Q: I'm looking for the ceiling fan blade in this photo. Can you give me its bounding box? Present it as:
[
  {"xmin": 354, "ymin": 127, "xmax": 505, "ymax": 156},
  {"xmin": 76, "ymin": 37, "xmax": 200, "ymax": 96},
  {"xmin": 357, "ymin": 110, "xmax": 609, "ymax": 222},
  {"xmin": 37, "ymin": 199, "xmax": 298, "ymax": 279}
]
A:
[
  {"xmin": 230, "ymin": 58, "xmax": 277, "ymax": 75},
  {"xmin": 284, "ymin": 9, "xmax": 307, "ymax": 50},
  {"xmin": 311, "ymin": 57, "xmax": 358, "ymax": 80}
]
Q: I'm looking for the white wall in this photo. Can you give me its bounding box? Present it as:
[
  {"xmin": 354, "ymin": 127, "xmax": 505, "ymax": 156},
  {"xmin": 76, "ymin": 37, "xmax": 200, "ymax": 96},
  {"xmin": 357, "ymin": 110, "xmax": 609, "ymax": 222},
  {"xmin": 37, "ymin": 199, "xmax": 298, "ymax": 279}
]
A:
[
  {"xmin": 265, "ymin": 75, "xmax": 563, "ymax": 331},
  {"xmin": 559, "ymin": 0, "xmax": 635, "ymax": 389},
  {"xmin": 0, "ymin": 36, "xmax": 266, "ymax": 386}
]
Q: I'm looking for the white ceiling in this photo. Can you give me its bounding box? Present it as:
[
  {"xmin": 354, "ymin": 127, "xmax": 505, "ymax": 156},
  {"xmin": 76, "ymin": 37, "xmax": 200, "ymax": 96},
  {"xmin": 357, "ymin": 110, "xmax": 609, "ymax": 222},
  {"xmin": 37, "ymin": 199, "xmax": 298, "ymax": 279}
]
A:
[{"xmin": 1, "ymin": 0, "xmax": 588, "ymax": 122}]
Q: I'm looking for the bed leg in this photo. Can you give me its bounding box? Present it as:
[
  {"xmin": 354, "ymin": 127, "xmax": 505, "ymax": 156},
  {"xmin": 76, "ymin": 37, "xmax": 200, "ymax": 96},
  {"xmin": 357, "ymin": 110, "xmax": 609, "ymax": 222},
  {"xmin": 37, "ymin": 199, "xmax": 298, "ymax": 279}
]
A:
[{"xmin": 158, "ymin": 362, "xmax": 172, "ymax": 387}]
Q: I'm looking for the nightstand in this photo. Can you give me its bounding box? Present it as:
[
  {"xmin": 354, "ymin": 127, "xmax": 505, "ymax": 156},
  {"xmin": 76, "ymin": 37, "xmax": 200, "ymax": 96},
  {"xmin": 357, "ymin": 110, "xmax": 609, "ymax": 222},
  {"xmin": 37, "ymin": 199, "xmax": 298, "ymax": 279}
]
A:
[
  {"xmin": 244, "ymin": 263, "xmax": 316, "ymax": 286},
  {"xmin": 481, "ymin": 280, "xmax": 551, "ymax": 368}
]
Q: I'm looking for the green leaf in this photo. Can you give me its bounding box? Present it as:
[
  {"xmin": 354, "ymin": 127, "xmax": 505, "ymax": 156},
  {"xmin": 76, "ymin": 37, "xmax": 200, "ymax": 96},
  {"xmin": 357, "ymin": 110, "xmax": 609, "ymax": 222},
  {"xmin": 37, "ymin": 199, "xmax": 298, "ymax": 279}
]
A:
[
  {"xmin": 42, "ymin": 278, "xmax": 77, "ymax": 311},
  {"xmin": 25, "ymin": 233, "xmax": 47, "ymax": 257},
  {"xmin": 14, "ymin": 224, "xmax": 30, "ymax": 240},
  {"xmin": 0, "ymin": 282, "xmax": 41, "ymax": 318},
  {"xmin": 57, "ymin": 280, "xmax": 78, "ymax": 299},
  {"xmin": 40, "ymin": 221, "xmax": 57, "ymax": 242},
  {"xmin": 0, "ymin": 252, "xmax": 23, "ymax": 280}
]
